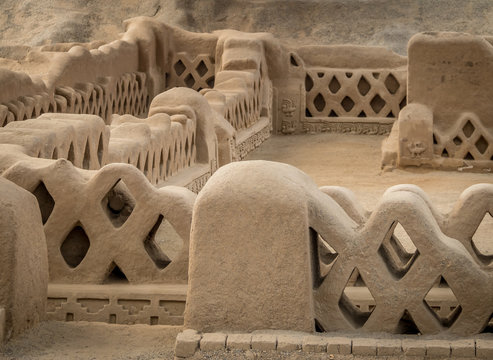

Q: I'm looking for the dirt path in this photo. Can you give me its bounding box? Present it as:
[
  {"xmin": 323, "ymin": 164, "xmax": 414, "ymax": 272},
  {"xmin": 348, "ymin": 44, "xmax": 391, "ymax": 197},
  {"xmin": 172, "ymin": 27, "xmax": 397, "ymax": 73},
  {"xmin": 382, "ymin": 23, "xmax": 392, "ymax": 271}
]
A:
[{"xmin": 0, "ymin": 321, "xmax": 181, "ymax": 360}]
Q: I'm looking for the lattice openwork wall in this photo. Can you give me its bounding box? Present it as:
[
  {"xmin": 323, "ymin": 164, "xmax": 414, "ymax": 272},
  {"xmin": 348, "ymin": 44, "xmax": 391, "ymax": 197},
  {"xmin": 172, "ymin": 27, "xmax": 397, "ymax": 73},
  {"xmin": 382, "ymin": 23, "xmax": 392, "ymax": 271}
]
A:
[
  {"xmin": 221, "ymin": 73, "xmax": 263, "ymax": 131},
  {"xmin": 168, "ymin": 53, "xmax": 215, "ymax": 92},
  {"xmin": 109, "ymin": 116, "xmax": 197, "ymax": 185},
  {"xmin": 433, "ymin": 113, "xmax": 493, "ymax": 161},
  {"xmin": 313, "ymin": 184, "xmax": 493, "ymax": 336},
  {"xmin": 0, "ymin": 72, "xmax": 149, "ymax": 127},
  {"xmin": 304, "ymin": 69, "xmax": 407, "ymax": 120},
  {"xmin": 2, "ymin": 161, "xmax": 194, "ymax": 284}
]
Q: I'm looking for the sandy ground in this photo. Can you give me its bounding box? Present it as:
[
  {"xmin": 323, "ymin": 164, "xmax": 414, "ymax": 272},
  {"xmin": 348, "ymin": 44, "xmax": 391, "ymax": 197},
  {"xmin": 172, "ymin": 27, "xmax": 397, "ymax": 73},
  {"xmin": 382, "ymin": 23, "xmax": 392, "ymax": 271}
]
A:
[
  {"xmin": 245, "ymin": 134, "xmax": 493, "ymax": 214},
  {"xmin": 0, "ymin": 321, "xmax": 181, "ymax": 360}
]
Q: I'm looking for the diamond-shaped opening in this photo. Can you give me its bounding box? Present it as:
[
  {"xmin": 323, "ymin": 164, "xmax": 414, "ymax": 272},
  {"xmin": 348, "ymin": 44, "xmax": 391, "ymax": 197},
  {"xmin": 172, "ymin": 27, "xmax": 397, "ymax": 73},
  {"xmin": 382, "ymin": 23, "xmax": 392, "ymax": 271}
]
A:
[
  {"xmin": 67, "ymin": 142, "xmax": 75, "ymax": 164},
  {"xmin": 399, "ymin": 96, "xmax": 407, "ymax": 109},
  {"xmin": 370, "ymin": 94, "xmax": 386, "ymax": 114},
  {"xmin": 464, "ymin": 152, "xmax": 474, "ymax": 160},
  {"xmin": 195, "ymin": 60, "xmax": 208, "ymax": 77},
  {"xmin": 385, "ymin": 73, "xmax": 400, "ymax": 94},
  {"xmin": 314, "ymin": 319, "xmax": 325, "ymax": 333},
  {"xmin": 453, "ymin": 136, "xmax": 462, "ymax": 146},
  {"xmin": 313, "ymin": 93, "xmax": 326, "ymax": 112},
  {"xmin": 184, "ymin": 73, "xmax": 195, "ymax": 88},
  {"xmin": 424, "ymin": 275, "xmax": 462, "ymax": 328},
  {"xmin": 396, "ymin": 310, "xmax": 421, "ymax": 334},
  {"xmin": 174, "ymin": 60, "xmax": 186, "ymax": 76},
  {"xmin": 338, "ymin": 267, "xmax": 375, "ymax": 328},
  {"xmin": 104, "ymin": 262, "xmax": 129, "ymax": 284},
  {"xmin": 143, "ymin": 153, "xmax": 150, "ymax": 178},
  {"xmin": 290, "ymin": 54, "xmax": 299, "ymax": 67},
  {"xmin": 101, "ymin": 179, "xmax": 136, "ymax": 228},
  {"xmin": 82, "ymin": 139, "xmax": 90, "ymax": 170},
  {"xmin": 144, "ymin": 215, "xmax": 183, "ymax": 269},
  {"xmin": 310, "ymin": 228, "xmax": 338, "ymax": 288},
  {"xmin": 472, "ymin": 212, "xmax": 493, "ymax": 264},
  {"xmin": 97, "ymin": 133, "xmax": 104, "ymax": 167},
  {"xmin": 357, "ymin": 76, "xmax": 371, "ymax": 96},
  {"xmin": 481, "ymin": 314, "xmax": 493, "ymax": 333},
  {"xmin": 476, "ymin": 135, "xmax": 489, "ymax": 154},
  {"xmin": 341, "ymin": 96, "xmax": 355, "ymax": 112},
  {"xmin": 462, "ymin": 120, "xmax": 475, "ymax": 138},
  {"xmin": 32, "ymin": 181, "xmax": 55, "ymax": 225},
  {"xmin": 60, "ymin": 223, "xmax": 90, "ymax": 268},
  {"xmin": 305, "ymin": 74, "xmax": 314, "ymax": 92},
  {"xmin": 206, "ymin": 76, "xmax": 215, "ymax": 88},
  {"xmin": 378, "ymin": 221, "xmax": 419, "ymax": 280},
  {"xmin": 328, "ymin": 76, "xmax": 341, "ymax": 93}
]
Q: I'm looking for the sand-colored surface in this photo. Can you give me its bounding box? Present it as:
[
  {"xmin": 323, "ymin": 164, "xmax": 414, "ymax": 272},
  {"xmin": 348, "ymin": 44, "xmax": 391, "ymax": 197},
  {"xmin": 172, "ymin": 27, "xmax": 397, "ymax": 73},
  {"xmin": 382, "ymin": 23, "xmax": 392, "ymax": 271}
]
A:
[
  {"xmin": 245, "ymin": 134, "xmax": 493, "ymax": 213},
  {"xmin": 2, "ymin": 133, "xmax": 493, "ymax": 359},
  {"xmin": 0, "ymin": 321, "xmax": 181, "ymax": 360},
  {"xmin": 1, "ymin": 0, "xmax": 493, "ymax": 57}
]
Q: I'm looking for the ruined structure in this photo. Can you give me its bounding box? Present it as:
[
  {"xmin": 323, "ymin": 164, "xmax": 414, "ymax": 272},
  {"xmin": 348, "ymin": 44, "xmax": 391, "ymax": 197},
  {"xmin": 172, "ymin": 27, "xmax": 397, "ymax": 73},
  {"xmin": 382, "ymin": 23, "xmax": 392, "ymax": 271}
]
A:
[
  {"xmin": 382, "ymin": 32, "xmax": 493, "ymax": 171},
  {"xmin": 0, "ymin": 14, "xmax": 492, "ymax": 359}
]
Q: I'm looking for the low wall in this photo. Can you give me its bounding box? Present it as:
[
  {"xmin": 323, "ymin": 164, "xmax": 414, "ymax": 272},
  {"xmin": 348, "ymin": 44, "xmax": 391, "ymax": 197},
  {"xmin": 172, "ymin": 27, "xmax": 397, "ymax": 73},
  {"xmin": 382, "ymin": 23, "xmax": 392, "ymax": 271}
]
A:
[{"xmin": 185, "ymin": 161, "xmax": 493, "ymax": 336}]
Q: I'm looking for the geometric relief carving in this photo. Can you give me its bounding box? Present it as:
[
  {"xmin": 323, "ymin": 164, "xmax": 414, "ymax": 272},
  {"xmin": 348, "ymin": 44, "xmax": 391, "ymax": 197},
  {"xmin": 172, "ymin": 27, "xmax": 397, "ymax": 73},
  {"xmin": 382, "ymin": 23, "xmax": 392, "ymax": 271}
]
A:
[
  {"xmin": 159, "ymin": 300, "xmax": 186, "ymax": 316},
  {"xmin": 60, "ymin": 224, "xmax": 90, "ymax": 268},
  {"xmin": 47, "ymin": 297, "xmax": 68, "ymax": 312},
  {"xmin": 378, "ymin": 221, "xmax": 419, "ymax": 280},
  {"xmin": 77, "ymin": 298, "xmax": 110, "ymax": 313},
  {"xmin": 117, "ymin": 299, "xmax": 151, "ymax": 315},
  {"xmin": 100, "ymin": 179, "xmax": 135, "ymax": 228},
  {"xmin": 338, "ymin": 267, "xmax": 375, "ymax": 328}
]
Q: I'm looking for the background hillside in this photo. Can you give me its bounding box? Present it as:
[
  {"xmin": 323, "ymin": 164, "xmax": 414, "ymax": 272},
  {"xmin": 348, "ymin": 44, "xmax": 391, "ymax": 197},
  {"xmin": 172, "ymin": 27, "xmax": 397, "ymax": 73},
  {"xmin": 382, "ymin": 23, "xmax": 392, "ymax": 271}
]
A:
[{"xmin": 1, "ymin": 0, "xmax": 493, "ymax": 58}]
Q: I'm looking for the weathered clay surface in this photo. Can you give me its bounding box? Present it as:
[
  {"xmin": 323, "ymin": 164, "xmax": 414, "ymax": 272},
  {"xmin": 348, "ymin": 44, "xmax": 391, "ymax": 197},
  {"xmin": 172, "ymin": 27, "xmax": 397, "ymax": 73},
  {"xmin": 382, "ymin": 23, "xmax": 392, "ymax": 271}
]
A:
[{"xmin": 0, "ymin": 177, "xmax": 48, "ymax": 341}]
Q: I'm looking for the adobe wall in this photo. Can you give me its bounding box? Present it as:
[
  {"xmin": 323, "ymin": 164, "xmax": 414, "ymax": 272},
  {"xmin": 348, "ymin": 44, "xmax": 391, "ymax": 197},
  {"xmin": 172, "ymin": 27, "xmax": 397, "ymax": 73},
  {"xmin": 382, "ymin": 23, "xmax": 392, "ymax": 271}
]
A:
[{"xmin": 0, "ymin": 177, "xmax": 48, "ymax": 342}]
